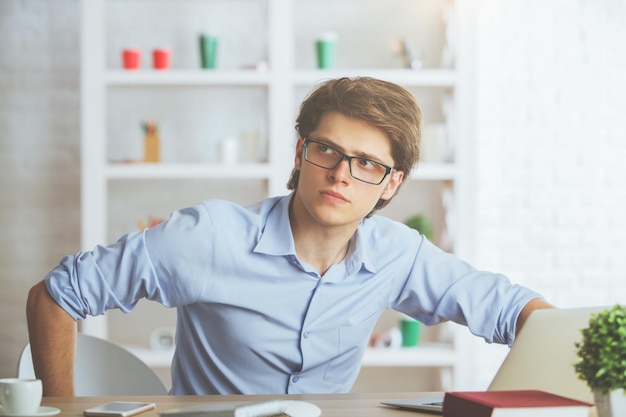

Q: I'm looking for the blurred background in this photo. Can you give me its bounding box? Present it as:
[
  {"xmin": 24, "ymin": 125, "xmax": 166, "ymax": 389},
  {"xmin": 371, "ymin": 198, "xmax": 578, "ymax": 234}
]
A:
[{"xmin": 1, "ymin": 0, "xmax": 625, "ymax": 392}]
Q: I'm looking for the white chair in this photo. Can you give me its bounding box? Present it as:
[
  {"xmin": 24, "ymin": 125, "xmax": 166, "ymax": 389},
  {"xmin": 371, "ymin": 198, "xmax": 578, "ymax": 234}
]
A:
[{"xmin": 17, "ymin": 333, "xmax": 168, "ymax": 395}]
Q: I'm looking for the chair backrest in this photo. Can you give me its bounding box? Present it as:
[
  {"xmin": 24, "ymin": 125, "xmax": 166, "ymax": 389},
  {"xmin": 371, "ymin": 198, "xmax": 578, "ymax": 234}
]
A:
[{"xmin": 17, "ymin": 333, "xmax": 168, "ymax": 396}]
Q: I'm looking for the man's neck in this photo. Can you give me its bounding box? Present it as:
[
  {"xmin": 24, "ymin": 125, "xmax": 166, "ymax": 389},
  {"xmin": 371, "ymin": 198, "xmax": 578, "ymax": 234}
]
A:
[{"xmin": 289, "ymin": 197, "xmax": 357, "ymax": 276}]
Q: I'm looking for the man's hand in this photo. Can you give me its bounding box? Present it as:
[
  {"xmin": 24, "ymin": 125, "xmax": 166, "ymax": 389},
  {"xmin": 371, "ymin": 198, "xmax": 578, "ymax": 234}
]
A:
[
  {"xmin": 515, "ymin": 297, "xmax": 555, "ymax": 336},
  {"xmin": 26, "ymin": 280, "xmax": 77, "ymax": 396}
]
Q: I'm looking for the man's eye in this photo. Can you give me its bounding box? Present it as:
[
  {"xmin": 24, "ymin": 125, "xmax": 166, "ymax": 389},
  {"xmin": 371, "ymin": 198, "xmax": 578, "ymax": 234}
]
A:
[
  {"xmin": 318, "ymin": 144, "xmax": 333, "ymax": 154},
  {"xmin": 358, "ymin": 158, "xmax": 376, "ymax": 169}
]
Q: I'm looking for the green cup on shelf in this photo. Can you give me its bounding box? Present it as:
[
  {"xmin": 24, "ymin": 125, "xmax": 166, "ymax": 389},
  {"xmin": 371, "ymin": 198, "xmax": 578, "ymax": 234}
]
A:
[
  {"xmin": 400, "ymin": 317, "xmax": 421, "ymax": 347},
  {"xmin": 315, "ymin": 32, "xmax": 338, "ymax": 69},
  {"xmin": 199, "ymin": 32, "xmax": 219, "ymax": 69}
]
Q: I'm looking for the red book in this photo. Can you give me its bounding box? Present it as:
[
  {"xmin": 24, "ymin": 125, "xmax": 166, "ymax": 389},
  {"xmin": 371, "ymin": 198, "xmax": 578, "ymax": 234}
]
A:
[{"xmin": 443, "ymin": 390, "xmax": 592, "ymax": 417}]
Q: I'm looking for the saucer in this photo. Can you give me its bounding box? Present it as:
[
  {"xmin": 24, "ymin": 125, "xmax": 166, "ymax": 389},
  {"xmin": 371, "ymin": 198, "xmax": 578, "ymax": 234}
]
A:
[{"xmin": 0, "ymin": 406, "xmax": 61, "ymax": 416}]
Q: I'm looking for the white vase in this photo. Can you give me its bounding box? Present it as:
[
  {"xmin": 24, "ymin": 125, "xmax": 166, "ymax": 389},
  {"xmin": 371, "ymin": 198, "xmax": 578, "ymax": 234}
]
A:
[{"xmin": 594, "ymin": 388, "xmax": 626, "ymax": 417}]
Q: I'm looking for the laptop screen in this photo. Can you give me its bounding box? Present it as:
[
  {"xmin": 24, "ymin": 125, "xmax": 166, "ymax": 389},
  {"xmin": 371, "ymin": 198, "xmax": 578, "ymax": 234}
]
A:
[
  {"xmin": 487, "ymin": 306, "xmax": 607, "ymax": 403},
  {"xmin": 381, "ymin": 306, "xmax": 608, "ymax": 413}
]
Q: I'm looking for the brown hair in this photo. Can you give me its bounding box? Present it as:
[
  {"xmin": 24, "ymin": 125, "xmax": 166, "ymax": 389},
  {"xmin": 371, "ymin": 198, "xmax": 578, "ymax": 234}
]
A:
[{"xmin": 287, "ymin": 77, "xmax": 422, "ymax": 212}]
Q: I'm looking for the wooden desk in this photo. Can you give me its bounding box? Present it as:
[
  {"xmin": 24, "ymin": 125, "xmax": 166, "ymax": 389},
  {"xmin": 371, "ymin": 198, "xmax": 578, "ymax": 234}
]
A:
[
  {"xmin": 41, "ymin": 393, "xmax": 438, "ymax": 417},
  {"xmin": 42, "ymin": 393, "xmax": 600, "ymax": 417}
]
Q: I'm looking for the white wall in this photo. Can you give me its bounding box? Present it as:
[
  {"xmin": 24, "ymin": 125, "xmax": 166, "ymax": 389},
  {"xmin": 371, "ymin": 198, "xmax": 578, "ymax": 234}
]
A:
[
  {"xmin": 0, "ymin": 0, "xmax": 81, "ymax": 378},
  {"xmin": 469, "ymin": 0, "xmax": 626, "ymax": 388},
  {"xmin": 1, "ymin": 0, "xmax": 625, "ymax": 390}
]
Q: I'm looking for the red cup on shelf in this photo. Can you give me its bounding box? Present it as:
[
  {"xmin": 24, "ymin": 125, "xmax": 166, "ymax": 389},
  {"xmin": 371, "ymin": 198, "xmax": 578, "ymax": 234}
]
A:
[
  {"xmin": 122, "ymin": 49, "xmax": 141, "ymax": 70},
  {"xmin": 152, "ymin": 48, "xmax": 171, "ymax": 70}
]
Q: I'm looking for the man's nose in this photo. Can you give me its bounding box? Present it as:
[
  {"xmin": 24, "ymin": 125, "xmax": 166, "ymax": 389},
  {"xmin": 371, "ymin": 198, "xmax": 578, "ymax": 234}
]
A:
[{"xmin": 329, "ymin": 157, "xmax": 352, "ymax": 182}]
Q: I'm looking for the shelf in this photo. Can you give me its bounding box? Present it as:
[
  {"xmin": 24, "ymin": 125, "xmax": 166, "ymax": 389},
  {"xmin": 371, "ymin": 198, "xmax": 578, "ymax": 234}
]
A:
[
  {"xmin": 123, "ymin": 343, "xmax": 458, "ymax": 369},
  {"xmin": 293, "ymin": 69, "xmax": 457, "ymax": 88},
  {"xmin": 105, "ymin": 70, "xmax": 272, "ymax": 87},
  {"xmin": 361, "ymin": 344, "xmax": 458, "ymax": 367},
  {"xmin": 103, "ymin": 69, "xmax": 456, "ymax": 88},
  {"xmin": 102, "ymin": 162, "xmax": 454, "ymax": 181},
  {"xmin": 410, "ymin": 163, "xmax": 457, "ymax": 181},
  {"xmin": 105, "ymin": 163, "xmax": 273, "ymax": 180}
]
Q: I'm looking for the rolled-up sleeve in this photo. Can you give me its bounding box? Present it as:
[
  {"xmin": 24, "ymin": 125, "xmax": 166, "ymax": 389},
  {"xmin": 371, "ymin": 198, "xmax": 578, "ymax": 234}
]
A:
[
  {"xmin": 392, "ymin": 237, "xmax": 543, "ymax": 346},
  {"xmin": 45, "ymin": 203, "xmax": 215, "ymax": 320}
]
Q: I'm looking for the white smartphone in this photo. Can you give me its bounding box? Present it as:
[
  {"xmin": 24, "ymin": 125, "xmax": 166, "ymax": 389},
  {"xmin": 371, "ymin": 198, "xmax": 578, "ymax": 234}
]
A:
[{"xmin": 84, "ymin": 401, "xmax": 156, "ymax": 417}]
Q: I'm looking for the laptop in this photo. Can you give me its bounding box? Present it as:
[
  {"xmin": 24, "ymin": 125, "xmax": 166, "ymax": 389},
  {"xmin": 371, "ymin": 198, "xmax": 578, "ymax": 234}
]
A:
[{"xmin": 381, "ymin": 306, "xmax": 606, "ymax": 414}]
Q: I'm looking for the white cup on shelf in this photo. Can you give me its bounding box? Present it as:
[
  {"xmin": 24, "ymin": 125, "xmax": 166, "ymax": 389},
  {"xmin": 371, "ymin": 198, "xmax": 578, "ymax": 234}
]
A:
[{"xmin": 221, "ymin": 137, "xmax": 240, "ymax": 165}]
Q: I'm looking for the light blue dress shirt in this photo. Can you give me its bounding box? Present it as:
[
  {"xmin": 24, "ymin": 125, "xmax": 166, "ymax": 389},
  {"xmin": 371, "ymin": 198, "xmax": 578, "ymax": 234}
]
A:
[{"xmin": 45, "ymin": 193, "xmax": 542, "ymax": 395}]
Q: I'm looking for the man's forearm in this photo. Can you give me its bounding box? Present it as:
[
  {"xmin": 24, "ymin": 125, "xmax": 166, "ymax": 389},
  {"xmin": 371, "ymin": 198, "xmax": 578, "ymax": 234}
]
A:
[{"xmin": 26, "ymin": 280, "xmax": 77, "ymax": 396}]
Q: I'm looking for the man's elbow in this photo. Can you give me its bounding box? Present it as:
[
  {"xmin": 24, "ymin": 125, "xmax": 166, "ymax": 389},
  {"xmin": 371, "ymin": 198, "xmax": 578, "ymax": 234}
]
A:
[{"xmin": 27, "ymin": 281, "xmax": 51, "ymax": 316}]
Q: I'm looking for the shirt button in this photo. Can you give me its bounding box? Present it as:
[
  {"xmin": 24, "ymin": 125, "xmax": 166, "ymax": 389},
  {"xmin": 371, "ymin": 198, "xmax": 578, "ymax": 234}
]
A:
[
  {"xmin": 303, "ymin": 331, "xmax": 309, "ymax": 339},
  {"xmin": 292, "ymin": 376, "xmax": 300, "ymax": 383}
]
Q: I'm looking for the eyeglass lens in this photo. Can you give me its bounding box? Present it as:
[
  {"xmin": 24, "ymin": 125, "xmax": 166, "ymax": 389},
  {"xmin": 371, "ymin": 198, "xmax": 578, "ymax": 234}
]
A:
[{"xmin": 304, "ymin": 140, "xmax": 390, "ymax": 184}]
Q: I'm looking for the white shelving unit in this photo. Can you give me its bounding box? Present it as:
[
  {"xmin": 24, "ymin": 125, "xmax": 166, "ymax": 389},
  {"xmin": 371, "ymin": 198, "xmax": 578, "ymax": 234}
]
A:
[
  {"xmin": 80, "ymin": 0, "xmax": 475, "ymax": 390},
  {"xmin": 124, "ymin": 344, "xmax": 457, "ymax": 368},
  {"xmin": 124, "ymin": 342, "xmax": 458, "ymax": 390}
]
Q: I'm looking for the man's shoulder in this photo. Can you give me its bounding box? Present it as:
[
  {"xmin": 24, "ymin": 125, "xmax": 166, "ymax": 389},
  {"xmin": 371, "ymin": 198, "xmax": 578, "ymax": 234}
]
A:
[
  {"xmin": 360, "ymin": 214, "xmax": 418, "ymax": 243},
  {"xmin": 362, "ymin": 214, "xmax": 408, "ymax": 232},
  {"xmin": 197, "ymin": 195, "xmax": 286, "ymax": 224}
]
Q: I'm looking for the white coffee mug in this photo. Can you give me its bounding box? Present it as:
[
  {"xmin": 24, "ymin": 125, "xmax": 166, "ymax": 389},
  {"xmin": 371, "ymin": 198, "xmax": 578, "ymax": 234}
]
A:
[{"xmin": 0, "ymin": 378, "xmax": 43, "ymax": 415}]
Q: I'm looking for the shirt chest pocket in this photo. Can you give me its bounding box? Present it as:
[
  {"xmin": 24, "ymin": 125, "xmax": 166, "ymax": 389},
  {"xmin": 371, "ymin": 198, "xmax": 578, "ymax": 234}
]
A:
[{"xmin": 322, "ymin": 308, "xmax": 380, "ymax": 384}]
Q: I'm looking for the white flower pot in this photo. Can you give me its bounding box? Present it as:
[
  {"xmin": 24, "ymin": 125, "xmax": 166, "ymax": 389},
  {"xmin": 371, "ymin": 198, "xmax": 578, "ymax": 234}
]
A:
[{"xmin": 594, "ymin": 388, "xmax": 626, "ymax": 417}]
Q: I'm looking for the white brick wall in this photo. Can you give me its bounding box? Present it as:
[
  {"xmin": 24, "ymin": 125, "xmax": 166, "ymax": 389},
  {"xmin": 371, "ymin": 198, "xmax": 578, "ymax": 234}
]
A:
[
  {"xmin": 470, "ymin": 0, "xmax": 626, "ymax": 388},
  {"xmin": 0, "ymin": 0, "xmax": 80, "ymax": 377},
  {"xmin": 476, "ymin": 0, "xmax": 626, "ymax": 308}
]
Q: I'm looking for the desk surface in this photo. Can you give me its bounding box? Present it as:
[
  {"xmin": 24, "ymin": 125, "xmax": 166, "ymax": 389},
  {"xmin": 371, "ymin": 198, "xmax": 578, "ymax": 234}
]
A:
[
  {"xmin": 42, "ymin": 392, "xmax": 599, "ymax": 417},
  {"xmin": 42, "ymin": 393, "xmax": 437, "ymax": 417}
]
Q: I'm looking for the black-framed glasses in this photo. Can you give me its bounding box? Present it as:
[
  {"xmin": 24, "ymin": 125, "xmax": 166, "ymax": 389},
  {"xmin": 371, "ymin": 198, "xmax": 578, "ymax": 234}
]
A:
[{"xmin": 303, "ymin": 139, "xmax": 394, "ymax": 185}]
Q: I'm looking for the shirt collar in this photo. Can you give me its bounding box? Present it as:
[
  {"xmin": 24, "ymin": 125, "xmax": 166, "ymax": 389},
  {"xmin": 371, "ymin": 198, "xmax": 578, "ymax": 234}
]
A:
[
  {"xmin": 253, "ymin": 194, "xmax": 296, "ymax": 257},
  {"xmin": 253, "ymin": 193, "xmax": 377, "ymax": 275}
]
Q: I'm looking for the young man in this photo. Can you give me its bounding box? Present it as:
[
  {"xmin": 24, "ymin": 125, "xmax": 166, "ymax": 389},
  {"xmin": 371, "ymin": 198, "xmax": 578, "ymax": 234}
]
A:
[{"xmin": 27, "ymin": 77, "xmax": 552, "ymax": 396}]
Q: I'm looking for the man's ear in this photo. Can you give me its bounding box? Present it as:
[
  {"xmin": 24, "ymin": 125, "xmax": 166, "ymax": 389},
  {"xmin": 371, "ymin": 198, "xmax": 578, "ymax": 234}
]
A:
[
  {"xmin": 380, "ymin": 170, "xmax": 404, "ymax": 200},
  {"xmin": 294, "ymin": 137, "xmax": 305, "ymax": 170}
]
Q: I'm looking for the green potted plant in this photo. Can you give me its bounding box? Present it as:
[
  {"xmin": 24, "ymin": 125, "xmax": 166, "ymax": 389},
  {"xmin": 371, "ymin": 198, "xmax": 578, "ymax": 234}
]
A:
[
  {"xmin": 574, "ymin": 304, "xmax": 626, "ymax": 417},
  {"xmin": 404, "ymin": 214, "xmax": 434, "ymax": 241}
]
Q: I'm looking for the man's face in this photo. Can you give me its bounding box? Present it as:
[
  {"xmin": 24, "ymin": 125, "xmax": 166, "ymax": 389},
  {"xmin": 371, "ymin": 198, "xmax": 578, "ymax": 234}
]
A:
[{"xmin": 292, "ymin": 111, "xmax": 404, "ymax": 230}]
